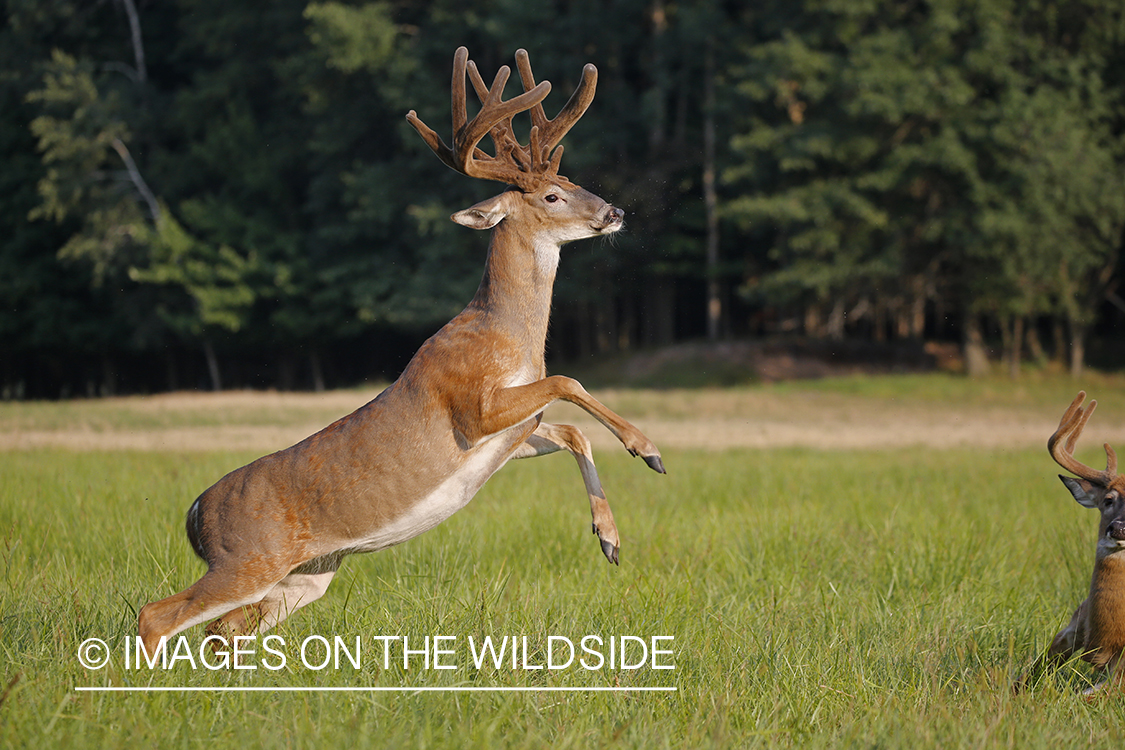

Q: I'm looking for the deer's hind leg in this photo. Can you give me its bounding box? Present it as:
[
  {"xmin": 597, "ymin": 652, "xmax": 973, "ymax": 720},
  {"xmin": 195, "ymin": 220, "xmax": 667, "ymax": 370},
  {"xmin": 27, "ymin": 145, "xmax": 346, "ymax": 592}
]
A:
[
  {"xmin": 205, "ymin": 554, "xmax": 343, "ymax": 639},
  {"xmin": 138, "ymin": 560, "xmax": 292, "ymax": 656},
  {"xmin": 513, "ymin": 422, "xmax": 621, "ymax": 564}
]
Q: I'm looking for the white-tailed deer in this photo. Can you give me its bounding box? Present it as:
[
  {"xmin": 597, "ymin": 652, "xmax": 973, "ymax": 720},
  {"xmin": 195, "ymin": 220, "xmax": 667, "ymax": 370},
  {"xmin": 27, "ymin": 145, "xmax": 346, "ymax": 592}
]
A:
[
  {"xmin": 1016, "ymin": 392, "xmax": 1125, "ymax": 696},
  {"xmin": 138, "ymin": 47, "xmax": 664, "ymax": 654}
]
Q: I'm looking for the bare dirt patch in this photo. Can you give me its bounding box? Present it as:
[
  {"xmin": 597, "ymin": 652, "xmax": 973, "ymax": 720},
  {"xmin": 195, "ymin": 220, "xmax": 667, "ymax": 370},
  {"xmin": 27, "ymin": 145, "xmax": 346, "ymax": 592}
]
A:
[
  {"xmin": 550, "ymin": 392, "xmax": 1125, "ymax": 452},
  {"xmin": 0, "ymin": 389, "xmax": 383, "ymax": 453},
  {"xmin": 4, "ymin": 384, "xmax": 1124, "ymax": 454}
]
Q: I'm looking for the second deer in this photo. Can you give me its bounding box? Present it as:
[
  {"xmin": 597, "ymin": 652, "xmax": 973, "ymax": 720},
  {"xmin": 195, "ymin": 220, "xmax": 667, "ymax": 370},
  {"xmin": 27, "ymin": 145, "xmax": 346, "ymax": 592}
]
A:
[
  {"xmin": 137, "ymin": 47, "xmax": 664, "ymax": 655},
  {"xmin": 1017, "ymin": 391, "xmax": 1125, "ymax": 696}
]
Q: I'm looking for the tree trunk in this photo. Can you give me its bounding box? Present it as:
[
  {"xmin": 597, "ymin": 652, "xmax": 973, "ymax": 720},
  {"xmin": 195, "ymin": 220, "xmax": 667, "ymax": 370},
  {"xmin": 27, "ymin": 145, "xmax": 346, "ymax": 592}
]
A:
[
  {"xmin": 1007, "ymin": 316, "xmax": 1023, "ymax": 380},
  {"xmin": 278, "ymin": 353, "xmax": 296, "ymax": 391},
  {"xmin": 804, "ymin": 304, "xmax": 822, "ymax": 338},
  {"xmin": 998, "ymin": 316, "xmax": 1012, "ymax": 370},
  {"xmin": 964, "ymin": 314, "xmax": 990, "ymax": 377},
  {"xmin": 100, "ymin": 353, "xmax": 117, "ymax": 397},
  {"xmin": 1052, "ymin": 318, "xmax": 1067, "ymax": 365},
  {"xmin": 827, "ymin": 299, "xmax": 845, "ymax": 340},
  {"xmin": 121, "ymin": 0, "xmax": 147, "ymax": 83},
  {"xmin": 1025, "ymin": 321, "xmax": 1045, "ymax": 365},
  {"xmin": 575, "ymin": 301, "xmax": 593, "ymax": 360},
  {"xmin": 595, "ymin": 285, "xmax": 618, "ymax": 353},
  {"xmin": 1068, "ymin": 318, "xmax": 1086, "ymax": 379},
  {"xmin": 648, "ymin": 0, "xmax": 668, "ymax": 149},
  {"xmin": 894, "ymin": 298, "xmax": 910, "ymax": 339},
  {"xmin": 164, "ymin": 350, "xmax": 179, "ymax": 392},
  {"xmin": 310, "ymin": 351, "xmax": 326, "ymax": 393},
  {"xmin": 702, "ymin": 39, "xmax": 721, "ymax": 342},
  {"xmin": 643, "ymin": 277, "xmax": 675, "ymax": 347},
  {"xmin": 110, "ymin": 139, "xmax": 161, "ymax": 228},
  {"xmin": 910, "ymin": 277, "xmax": 926, "ymax": 338},
  {"xmin": 203, "ymin": 340, "xmax": 222, "ymax": 391}
]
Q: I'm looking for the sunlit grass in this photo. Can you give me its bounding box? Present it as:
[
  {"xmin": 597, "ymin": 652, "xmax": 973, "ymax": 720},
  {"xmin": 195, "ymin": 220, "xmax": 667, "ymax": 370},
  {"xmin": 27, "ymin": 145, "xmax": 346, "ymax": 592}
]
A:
[
  {"xmin": 3, "ymin": 377, "xmax": 1125, "ymax": 747},
  {"xmin": 563, "ymin": 371, "xmax": 1125, "ymax": 425},
  {"xmin": 766, "ymin": 370, "xmax": 1125, "ymax": 408}
]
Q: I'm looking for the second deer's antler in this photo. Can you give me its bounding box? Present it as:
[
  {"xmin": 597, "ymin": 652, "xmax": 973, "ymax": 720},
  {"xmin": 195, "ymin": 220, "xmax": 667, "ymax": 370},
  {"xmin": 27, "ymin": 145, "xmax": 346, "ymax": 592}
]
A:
[
  {"xmin": 1048, "ymin": 391, "xmax": 1119, "ymax": 486},
  {"xmin": 406, "ymin": 47, "xmax": 597, "ymax": 190}
]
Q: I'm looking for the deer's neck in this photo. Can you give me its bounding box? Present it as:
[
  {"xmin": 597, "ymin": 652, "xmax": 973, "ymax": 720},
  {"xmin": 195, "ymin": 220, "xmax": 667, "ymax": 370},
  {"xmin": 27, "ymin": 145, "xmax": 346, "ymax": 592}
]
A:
[{"xmin": 469, "ymin": 221, "xmax": 560, "ymax": 346}]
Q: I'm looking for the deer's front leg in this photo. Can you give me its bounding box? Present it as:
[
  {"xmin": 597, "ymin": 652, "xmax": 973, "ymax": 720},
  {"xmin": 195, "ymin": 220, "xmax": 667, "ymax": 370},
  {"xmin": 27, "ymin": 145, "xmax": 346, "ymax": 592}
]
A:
[
  {"xmin": 462, "ymin": 376, "xmax": 665, "ymax": 474},
  {"xmin": 1014, "ymin": 601, "xmax": 1087, "ymax": 692},
  {"xmin": 1092, "ymin": 652, "xmax": 1125, "ymax": 698},
  {"xmin": 1074, "ymin": 649, "xmax": 1125, "ymax": 700},
  {"xmin": 512, "ymin": 422, "xmax": 620, "ymax": 564}
]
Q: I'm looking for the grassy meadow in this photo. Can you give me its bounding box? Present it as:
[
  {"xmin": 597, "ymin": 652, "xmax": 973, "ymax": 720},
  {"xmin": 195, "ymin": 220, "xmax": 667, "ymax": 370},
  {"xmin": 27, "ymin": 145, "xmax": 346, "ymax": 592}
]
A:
[{"xmin": 3, "ymin": 374, "xmax": 1125, "ymax": 747}]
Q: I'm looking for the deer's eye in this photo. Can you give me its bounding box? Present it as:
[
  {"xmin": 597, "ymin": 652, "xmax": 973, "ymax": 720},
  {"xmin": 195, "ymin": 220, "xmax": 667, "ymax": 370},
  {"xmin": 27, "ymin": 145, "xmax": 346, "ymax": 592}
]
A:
[{"xmin": 544, "ymin": 194, "xmax": 559, "ymax": 203}]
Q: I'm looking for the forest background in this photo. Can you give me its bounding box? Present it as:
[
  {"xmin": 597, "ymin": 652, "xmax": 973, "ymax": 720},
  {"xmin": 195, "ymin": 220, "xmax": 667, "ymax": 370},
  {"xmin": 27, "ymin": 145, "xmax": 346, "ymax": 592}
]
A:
[{"xmin": 2, "ymin": 0, "xmax": 1124, "ymax": 398}]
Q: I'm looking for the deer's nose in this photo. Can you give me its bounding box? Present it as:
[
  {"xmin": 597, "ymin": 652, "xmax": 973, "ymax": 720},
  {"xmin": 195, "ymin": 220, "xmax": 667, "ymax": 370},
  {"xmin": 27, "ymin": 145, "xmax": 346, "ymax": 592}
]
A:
[{"xmin": 1108, "ymin": 519, "xmax": 1125, "ymax": 541}]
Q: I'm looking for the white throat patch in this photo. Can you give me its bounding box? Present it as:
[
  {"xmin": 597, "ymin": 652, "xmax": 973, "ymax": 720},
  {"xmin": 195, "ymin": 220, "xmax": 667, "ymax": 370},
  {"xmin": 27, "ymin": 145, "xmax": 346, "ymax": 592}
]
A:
[{"xmin": 534, "ymin": 237, "xmax": 562, "ymax": 277}]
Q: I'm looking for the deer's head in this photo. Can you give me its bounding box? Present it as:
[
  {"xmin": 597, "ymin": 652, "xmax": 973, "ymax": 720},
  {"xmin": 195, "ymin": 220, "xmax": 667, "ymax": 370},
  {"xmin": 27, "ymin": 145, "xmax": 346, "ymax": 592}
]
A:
[
  {"xmin": 406, "ymin": 48, "xmax": 623, "ymax": 245},
  {"xmin": 1049, "ymin": 392, "xmax": 1125, "ymax": 561}
]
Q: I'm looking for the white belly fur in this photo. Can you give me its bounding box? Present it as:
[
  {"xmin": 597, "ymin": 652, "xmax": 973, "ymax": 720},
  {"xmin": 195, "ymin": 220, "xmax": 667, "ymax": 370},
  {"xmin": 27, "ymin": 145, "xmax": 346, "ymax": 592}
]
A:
[{"xmin": 347, "ymin": 434, "xmax": 516, "ymax": 554}]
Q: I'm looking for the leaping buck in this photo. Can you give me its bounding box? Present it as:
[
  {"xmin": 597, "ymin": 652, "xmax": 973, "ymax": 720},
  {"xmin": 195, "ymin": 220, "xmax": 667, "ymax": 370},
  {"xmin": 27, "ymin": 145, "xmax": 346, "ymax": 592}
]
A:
[
  {"xmin": 1016, "ymin": 392, "xmax": 1125, "ymax": 696},
  {"xmin": 138, "ymin": 47, "xmax": 664, "ymax": 655}
]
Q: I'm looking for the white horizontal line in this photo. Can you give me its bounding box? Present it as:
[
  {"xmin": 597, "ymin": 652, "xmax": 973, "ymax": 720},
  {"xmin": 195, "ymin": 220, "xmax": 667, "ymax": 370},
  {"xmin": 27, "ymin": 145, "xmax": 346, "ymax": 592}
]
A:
[{"xmin": 75, "ymin": 685, "xmax": 677, "ymax": 693}]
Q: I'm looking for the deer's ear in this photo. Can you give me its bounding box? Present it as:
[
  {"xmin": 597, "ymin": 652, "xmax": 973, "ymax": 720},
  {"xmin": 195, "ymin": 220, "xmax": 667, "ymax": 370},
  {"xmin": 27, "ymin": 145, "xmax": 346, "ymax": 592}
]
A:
[
  {"xmin": 1060, "ymin": 475, "xmax": 1101, "ymax": 508},
  {"xmin": 451, "ymin": 194, "xmax": 509, "ymax": 230}
]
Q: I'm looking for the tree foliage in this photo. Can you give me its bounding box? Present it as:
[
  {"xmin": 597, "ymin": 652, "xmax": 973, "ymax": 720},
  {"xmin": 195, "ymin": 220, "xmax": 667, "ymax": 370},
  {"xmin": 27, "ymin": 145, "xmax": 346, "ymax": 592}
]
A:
[{"xmin": 1, "ymin": 0, "xmax": 1123, "ymax": 395}]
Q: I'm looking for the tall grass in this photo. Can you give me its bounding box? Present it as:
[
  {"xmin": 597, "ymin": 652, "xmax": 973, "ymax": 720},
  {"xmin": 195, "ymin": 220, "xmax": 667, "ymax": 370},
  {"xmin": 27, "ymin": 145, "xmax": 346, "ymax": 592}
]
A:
[{"xmin": 3, "ymin": 386, "xmax": 1125, "ymax": 747}]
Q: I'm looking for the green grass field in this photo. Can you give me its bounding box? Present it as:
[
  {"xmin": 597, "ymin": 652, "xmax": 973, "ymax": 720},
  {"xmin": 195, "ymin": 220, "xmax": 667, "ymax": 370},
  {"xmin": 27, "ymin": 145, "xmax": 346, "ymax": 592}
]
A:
[{"xmin": 3, "ymin": 375, "xmax": 1125, "ymax": 747}]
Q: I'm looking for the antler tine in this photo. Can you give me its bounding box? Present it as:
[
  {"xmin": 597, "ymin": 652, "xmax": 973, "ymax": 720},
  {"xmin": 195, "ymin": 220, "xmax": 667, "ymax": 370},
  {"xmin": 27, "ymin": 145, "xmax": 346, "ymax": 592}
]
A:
[
  {"xmin": 409, "ymin": 47, "xmax": 597, "ymax": 189},
  {"xmin": 404, "ymin": 110, "xmax": 457, "ymax": 172},
  {"xmin": 543, "ymin": 63, "xmax": 597, "ymax": 150},
  {"xmin": 1048, "ymin": 391, "xmax": 1118, "ymax": 485},
  {"xmin": 458, "ymin": 49, "xmax": 549, "ymax": 185},
  {"xmin": 464, "ymin": 60, "xmax": 528, "ymax": 171},
  {"xmin": 455, "ymin": 61, "xmax": 512, "ymax": 174},
  {"xmin": 514, "ymin": 50, "xmax": 598, "ymax": 167},
  {"xmin": 1064, "ymin": 399, "xmax": 1096, "ymax": 456},
  {"xmin": 451, "ymin": 46, "xmax": 469, "ymax": 142},
  {"xmin": 405, "ymin": 47, "xmax": 472, "ymax": 173},
  {"xmin": 514, "ymin": 49, "xmax": 551, "ymax": 138}
]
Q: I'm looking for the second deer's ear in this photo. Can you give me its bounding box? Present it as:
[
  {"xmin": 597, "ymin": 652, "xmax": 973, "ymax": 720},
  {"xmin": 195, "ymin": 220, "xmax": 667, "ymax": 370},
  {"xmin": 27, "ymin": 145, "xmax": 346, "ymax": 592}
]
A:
[
  {"xmin": 1060, "ymin": 475, "xmax": 1101, "ymax": 509},
  {"xmin": 451, "ymin": 193, "xmax": 509, "ymax": 230}
]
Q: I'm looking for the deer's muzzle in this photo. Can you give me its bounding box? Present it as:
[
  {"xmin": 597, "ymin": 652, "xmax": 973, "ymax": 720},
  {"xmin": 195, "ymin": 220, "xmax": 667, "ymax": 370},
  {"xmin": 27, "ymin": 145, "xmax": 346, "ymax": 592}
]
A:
[{"xmin": 593, "ymin": 206, "xmax": 625, "ymax": 233}]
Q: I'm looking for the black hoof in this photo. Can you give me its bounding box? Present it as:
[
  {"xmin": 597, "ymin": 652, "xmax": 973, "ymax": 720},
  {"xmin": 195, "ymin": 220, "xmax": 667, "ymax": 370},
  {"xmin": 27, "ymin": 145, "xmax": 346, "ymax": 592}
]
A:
[
  {"xmin": 599, "ymin": 537, "xmax": 620, "ymax": 565},
  {"xmin": 643, "ymin": 454, "xmax": 666, "ymax": 474}
]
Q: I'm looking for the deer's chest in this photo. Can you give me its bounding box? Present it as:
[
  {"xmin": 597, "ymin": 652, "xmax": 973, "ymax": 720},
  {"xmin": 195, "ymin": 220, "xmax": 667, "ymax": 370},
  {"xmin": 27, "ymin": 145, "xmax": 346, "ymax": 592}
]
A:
[{"xmin": 1085, "ymin": 559, "xmax": 1125, "ymax": 664}]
